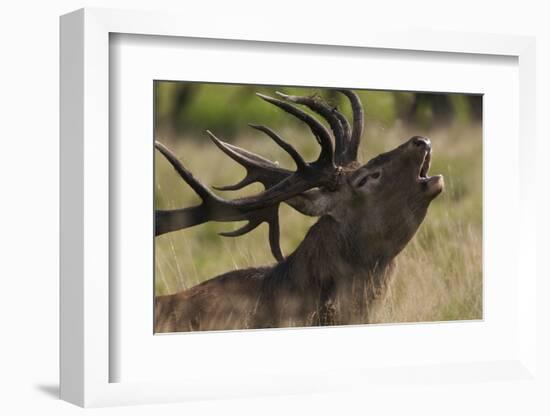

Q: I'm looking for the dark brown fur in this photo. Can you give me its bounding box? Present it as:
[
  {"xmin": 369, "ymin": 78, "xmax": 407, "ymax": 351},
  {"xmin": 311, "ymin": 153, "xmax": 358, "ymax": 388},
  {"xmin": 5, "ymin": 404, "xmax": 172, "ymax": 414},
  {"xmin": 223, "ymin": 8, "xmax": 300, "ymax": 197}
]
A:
[
  {"xmin": 155, "ymin": 136, "xmax": 443, "ymax": 332},
  {"xmin": 154, "ymin": 90, "xmax": 444, "ymax": 333},
  {"xmin": 155, "ymin": 216, "xmax": 395, "ymax": 332}
]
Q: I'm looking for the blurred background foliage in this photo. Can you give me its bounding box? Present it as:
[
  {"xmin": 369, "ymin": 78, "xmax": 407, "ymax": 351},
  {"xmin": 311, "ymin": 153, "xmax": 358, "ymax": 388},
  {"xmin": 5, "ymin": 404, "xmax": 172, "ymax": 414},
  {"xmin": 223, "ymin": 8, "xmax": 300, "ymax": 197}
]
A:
[
  {"xmin": 154, "ymin": 81, "xmax": 482, "ymax": 324},
  {"xmin": 155, "ymin": 82, "xmax": 482, "ymax": 138}
]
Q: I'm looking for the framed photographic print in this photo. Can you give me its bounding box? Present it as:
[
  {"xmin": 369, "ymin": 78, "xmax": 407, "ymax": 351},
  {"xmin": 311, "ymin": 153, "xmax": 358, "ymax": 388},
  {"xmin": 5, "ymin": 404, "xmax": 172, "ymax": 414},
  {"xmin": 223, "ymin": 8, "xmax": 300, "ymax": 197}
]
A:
[
  {"xmin": 60, "ymin": 7, "xmax": 538, "ymax": 408},
  {"xmin": 153, "ymin": 81, "xmax": 481, "ymax": 333}
]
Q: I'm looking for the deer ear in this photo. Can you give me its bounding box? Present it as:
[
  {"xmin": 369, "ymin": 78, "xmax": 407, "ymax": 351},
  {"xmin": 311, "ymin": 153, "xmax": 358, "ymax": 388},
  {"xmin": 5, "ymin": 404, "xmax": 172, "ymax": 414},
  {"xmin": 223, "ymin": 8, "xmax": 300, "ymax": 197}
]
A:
[{"xmin": 286, "ymin": 189, "xmax": 338, "ymax": 217}]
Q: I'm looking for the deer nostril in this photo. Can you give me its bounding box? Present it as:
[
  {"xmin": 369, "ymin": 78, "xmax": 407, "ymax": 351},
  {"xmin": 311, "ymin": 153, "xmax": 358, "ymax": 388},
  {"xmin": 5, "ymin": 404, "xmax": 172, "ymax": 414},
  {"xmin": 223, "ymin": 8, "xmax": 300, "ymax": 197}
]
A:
[{"xmin": 412, "ymin": 136, "xmax": 431, "ymax": 150}]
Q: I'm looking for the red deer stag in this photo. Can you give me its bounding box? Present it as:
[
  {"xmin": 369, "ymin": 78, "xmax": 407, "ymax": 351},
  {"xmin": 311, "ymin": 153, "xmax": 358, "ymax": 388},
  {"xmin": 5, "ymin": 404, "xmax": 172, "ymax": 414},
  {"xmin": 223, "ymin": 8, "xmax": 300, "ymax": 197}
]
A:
[{"xmin": 154, "ymin": 89, "xmax": 444, "ymax": 332}]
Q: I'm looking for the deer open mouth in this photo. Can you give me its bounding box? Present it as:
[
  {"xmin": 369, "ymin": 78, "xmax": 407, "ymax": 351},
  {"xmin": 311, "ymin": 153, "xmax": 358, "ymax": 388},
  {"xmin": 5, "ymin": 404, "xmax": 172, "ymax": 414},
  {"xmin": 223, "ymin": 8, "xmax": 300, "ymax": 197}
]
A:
[
  {"xmin": 417, "ymin": 150, "xmax": 444, "ymax": 197},
  {"xmin": 417, "ymin": 150, "xmax": 432, "ymax": 181}
]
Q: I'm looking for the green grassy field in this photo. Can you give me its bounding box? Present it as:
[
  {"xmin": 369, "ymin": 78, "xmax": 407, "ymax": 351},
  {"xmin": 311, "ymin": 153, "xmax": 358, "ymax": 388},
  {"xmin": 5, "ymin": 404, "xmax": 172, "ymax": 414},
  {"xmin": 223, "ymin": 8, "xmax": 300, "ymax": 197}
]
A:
[{"xmin": 154, "ymin": 113, "xmax": 482, "ymax": 324}]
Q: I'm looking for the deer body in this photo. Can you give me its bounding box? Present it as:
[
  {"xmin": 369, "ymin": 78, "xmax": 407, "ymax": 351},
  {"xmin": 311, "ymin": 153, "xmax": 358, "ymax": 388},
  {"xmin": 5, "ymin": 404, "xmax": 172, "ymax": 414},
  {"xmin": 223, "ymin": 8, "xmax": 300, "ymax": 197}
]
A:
[
  {"xmin": 154, "ymin": 90, "xmax": 443, "ymax": 332},
  {"xmin": 156, "ymin": 216, "xmax": 397, "ymax": 332}
]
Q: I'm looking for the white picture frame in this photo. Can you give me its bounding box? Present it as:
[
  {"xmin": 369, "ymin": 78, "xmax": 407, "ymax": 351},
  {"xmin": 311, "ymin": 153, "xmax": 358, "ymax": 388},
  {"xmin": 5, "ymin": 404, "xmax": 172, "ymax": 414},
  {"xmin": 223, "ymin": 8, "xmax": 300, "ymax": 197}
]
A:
[{"xmin": 60, "ymin": 7, "xmax": 538, "ymax": 408}]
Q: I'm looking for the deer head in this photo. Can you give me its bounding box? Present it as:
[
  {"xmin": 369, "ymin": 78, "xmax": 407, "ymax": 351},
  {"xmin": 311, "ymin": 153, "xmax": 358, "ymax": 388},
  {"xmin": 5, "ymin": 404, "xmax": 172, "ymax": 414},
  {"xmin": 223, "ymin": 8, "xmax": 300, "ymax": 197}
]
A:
[{"xmin": 155, "ymin": 89, "xmax": 444, "ymax": 264}]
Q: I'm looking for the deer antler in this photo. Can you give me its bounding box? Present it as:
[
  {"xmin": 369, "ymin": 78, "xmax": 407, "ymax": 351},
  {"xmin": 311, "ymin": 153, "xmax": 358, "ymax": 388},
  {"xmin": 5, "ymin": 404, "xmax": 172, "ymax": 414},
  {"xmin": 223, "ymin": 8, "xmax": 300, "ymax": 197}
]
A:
[
  {"xmin": 207, "ymin": 135, "xmax": 292, "ymax": 192},
  {"xmin": 275, "ymin": 91, "xmax": 351, "ymax": 165},
  {"xmin": 336, "ymin": 89, "xmax": 364, "ymax": 164},
  {"xmin": 155, "ymin": 89, "xmax": 364, "ymax": 262}
]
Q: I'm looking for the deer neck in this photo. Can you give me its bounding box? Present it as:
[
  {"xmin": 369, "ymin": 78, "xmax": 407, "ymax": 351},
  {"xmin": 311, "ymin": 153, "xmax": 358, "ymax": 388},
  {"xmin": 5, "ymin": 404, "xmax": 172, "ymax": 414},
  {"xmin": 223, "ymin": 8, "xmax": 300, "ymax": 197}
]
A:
[{"xmin": 286, "ymin": 216, "xmax": 394, "ymax": 290}]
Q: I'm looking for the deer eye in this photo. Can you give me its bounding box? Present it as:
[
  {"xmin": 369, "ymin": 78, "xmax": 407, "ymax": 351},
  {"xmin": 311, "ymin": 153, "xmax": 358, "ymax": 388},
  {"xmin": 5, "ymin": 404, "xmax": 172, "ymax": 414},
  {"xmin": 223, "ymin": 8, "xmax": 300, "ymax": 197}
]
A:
[
  {"xmin": 356, "ymin": 172, "xmax": 381, "ymax": 187},
  {"xmin": 356, "ymin": 176, "xmax": 368, "ymax": 187}
]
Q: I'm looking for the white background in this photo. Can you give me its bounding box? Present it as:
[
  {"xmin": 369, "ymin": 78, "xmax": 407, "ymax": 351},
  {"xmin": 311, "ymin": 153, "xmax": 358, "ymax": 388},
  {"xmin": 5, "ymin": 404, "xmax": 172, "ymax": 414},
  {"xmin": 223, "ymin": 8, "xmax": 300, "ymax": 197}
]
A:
[
  {"xmin": 1, "ymin": 1, "xmax": 549, "ymax": 415},
  {"xmin": 112, "ymin": 35, "xmax": 519, "ymax": 383}
]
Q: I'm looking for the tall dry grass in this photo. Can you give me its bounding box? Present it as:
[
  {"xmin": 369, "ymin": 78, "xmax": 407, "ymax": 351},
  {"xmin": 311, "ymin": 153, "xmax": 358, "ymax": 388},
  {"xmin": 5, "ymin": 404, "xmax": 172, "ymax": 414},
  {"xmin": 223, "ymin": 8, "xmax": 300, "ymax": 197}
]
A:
[{"xmin": 155, "ymin": 121, "xmax": 482, "ymax": 324}]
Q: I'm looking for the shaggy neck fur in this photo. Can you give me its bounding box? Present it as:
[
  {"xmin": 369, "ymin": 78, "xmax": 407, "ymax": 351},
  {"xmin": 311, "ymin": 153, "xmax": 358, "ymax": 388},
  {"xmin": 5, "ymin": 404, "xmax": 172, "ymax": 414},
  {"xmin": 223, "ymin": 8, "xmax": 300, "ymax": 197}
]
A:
[{"xmin": 256, "ymin": 216, "xmax": 395, "ymax": 327}]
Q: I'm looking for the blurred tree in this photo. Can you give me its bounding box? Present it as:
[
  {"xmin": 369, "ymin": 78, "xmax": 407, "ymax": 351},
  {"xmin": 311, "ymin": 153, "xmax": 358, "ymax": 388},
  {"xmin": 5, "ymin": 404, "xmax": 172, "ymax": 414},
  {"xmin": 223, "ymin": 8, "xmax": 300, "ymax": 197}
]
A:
[
  {"xmin": 402, "ymin": 92, "xmax": 482, "ymax": 128},
  {"xmin": 154, "ymin": 82, "xmax": 482, "ymax": 139}
]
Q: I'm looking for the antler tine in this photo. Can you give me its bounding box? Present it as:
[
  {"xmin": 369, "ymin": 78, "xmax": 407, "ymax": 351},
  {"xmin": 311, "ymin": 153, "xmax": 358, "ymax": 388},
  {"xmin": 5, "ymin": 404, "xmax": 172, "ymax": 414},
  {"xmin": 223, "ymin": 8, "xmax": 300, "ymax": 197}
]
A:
[
  {"xmin": 155, "ymin": 141, "xmax": 218, "ymax": 202},
  {"xmin": 218, "ymin": 212, "xmax": 284, "ymax": 262},
  {"xmin": 336, "ymin": 89, "xmax": 364, "ymax": 163},
  {"xmin": 213, "ymin": 177, "xmax": 257, "ymax": 192},
  {"xmin": 331, "ymin": 109, "xmax": 352, "ymax": 150},
  {"xmin": 205, "ymin": 130, "xmax": 292, "ymax": 191},
  {"xmin": 219, "ymin": 219, "xmax": 262, "ymax": 237},
  {"xmin": 275, "ymin": 91, "xmax": 350, "ymax": 165},
  {"xmin": 256, "ymin": 93, "xmax": 335, "ymax": 166},
  {"xmin": 267, "ymin": 214, "xmax": 283, "ymax": 262},
  {"xmin": 248, "ymin": 124, "xmax": 307, "ymax": 170},
  {"xmin": 155, "ymin": 141, "xmax": 219, "ymax": 236}
]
